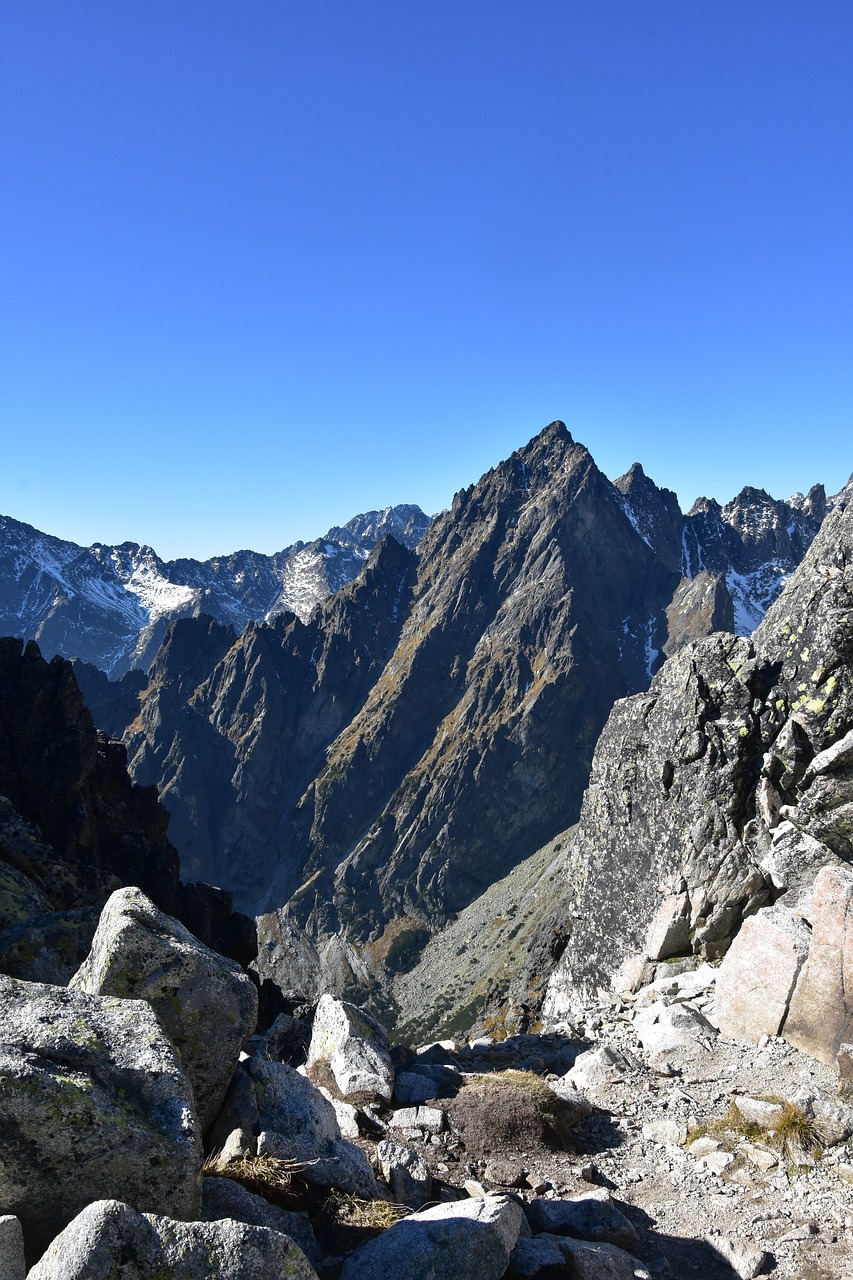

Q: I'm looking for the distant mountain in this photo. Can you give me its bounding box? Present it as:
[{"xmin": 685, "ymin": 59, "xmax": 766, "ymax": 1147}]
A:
[
  {"xmin": 74, "ymin": 422, "xmax": 830, "ymax": 1016},
  {"xmin": 0, "ymin": 504, "xmax": 431, "ymax": 677}
]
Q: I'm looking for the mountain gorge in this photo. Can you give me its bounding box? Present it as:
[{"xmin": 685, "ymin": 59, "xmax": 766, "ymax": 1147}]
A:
[{"xmin": 50, "ymin": 422, "xmax": 829, "ymax": 1019}]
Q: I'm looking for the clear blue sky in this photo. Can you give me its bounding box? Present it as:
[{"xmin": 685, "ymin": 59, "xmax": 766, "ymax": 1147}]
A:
[{"xmin": 1, "ymin": 2, "xmax": 851, "ymax": 560}]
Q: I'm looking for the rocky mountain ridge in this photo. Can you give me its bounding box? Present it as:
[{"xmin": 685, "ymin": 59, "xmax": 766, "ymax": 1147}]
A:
[
  {"xmin": 542, "ymin": 469, "xmax": 853, "ymax": 1072},
  {"xmin": 0, "ymin": 504, "xmax": 430, "ymax": 678},
  {"xmin": 72, "ymin": 423, "xmax": 831, "ymax": 1020}
]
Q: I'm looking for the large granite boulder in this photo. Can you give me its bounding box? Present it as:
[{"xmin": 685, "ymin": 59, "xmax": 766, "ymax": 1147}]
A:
[
  {"xmin": 715, "ymin": 903, "xmax": 811, "ymax": 1043},
  {"xmin": 211, "ymin": 1057, "xmax": 384, "ymax": 1199},
  {"xmin": 338, "ymin": 1193, "xmax": 524, "ymax": 1280},
  {"xmin": 200, "ymin": 1177, "xmax": 321, "ymax": 1268},
  {"xmin": 0, "ymin": 1216, "xmax": 25, "ymax": 1280},
  {"xmin": 0, "ymin": 975, "xmax": 201, "ymax": 1260},
  {"xmin": 306, "ymin": 993, "xmax": 394, "ymax": 1101},
  {"xmin": 69, "ymin": 886, "xmax": 257, "ymax": 1130},
  {"xmin": 26, "ymin": 1198, "xmax": 318, "ymax": 1279},
  {"xmin": 783, "ymin": 863, "xmax": 853, "ymax": 1064}
]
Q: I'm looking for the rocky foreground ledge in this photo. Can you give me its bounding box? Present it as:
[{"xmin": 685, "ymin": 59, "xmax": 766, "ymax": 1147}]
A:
[{"xmin": 2, "ymin": 887, "xmax": 853, "ymax": 1279}]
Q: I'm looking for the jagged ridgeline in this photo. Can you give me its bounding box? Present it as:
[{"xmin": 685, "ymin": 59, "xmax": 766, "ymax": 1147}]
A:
[{"xmin": 48, "ymin": 421, "xmax": 825, "ymax": 1016}]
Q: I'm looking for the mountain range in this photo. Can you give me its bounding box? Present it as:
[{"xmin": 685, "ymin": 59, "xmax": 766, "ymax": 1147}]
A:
[
  {"xmin": 0, "ymin": 504, "xmax": 430, "ymax": 678},
  {"xmin": 19, "ymin": 420, "xmax": 826, "ymax": 1024}
]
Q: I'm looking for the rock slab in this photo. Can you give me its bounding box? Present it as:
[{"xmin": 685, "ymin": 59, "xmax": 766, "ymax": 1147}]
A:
[
  {"xmin": 26, "ymin": 1198, "xmax": 318, "ymax": 1279},
  {"xmin": 339, "ymin": 1193, "xmax": 523, "ymax": 1280},
  {"xmin": 0, "ymin": 975, "xmax": 201, "ymax": 1260},
  {"xmin": 70, "ymin": 886, "xmax": 257, "ymax": 1130},
  {"xmin": 307, "ymin": 993, "xmax": 394, "ymax": 1100}
]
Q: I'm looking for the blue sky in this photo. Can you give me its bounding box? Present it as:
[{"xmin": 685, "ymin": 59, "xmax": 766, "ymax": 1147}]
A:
[{"xmin": 1, "ymin": 3, "xmax": 851, "ymax": 560}]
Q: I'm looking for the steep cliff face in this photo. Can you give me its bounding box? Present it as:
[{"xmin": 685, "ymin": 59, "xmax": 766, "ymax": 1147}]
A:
[
  {"xmin": 125, "ymin": 535, "xmax": 419, "ymax": 911},
  {"xmin": 543, "ymin": 478, "xmax": 853, "ymax": 1020},
  {"xmin": 0, "ymin": 637, "xmax": 254, "ymax": 981}
]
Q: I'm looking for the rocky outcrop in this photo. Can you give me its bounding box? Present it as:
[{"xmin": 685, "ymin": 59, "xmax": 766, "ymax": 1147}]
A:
[
  {"xmin": 0, "ymin": 638, "xmax": 256, "ymax": 980},
  {"xmin": 0, "ymin": 975, "xmax": 201, "ymax": 1260},
  {"xmin": 69, "ymin": 887, "xmax": 258, "ymax": 1131},
  {"xmin": 27, "ymin": 1199, "xmax": 318, "ymax": 1280},
  {"xmin": 306, "ymin": 993, "xmax": 394, "ymax": 1101},
  {"xmin": 543, "ymin": 476, "xmax": 853, "ymax": 1051}
]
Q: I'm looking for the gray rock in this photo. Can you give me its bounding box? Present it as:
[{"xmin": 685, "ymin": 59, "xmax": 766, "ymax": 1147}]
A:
[
  {"xmin": 507, "ymin": 1233, "xmax": 566, "ymax": 1276},
  {"xmin": 395, "ymin": 1069, "xmax": 443, "ymax": 1104},
  {"xmin": 339, "ymin": 1193, "xmax": 523, "ymax": 1280},
  {"xmin": 376, "ymin": 1139, "xmax": 432, "ymax": 1209},
  {"xmin": 0, "ymin": 975, "xmax": 201, "ymax": 1259},
  {"xmin": 389, "ymin": 1103, "xmax": 446, "ymax": 1133},
  {"xmin": 0, "ymin": 1216, "xmax": 25, "ymax": 1280},
  {"xmin": 733, "ymin": 1096, "xmax": 785, "ymax": 1129},
  {"xmin": 565, "ymin": 1045, "xmax": 631, "ymax": 1091},
  {"xmin": 705, "ymin": 1233, "xmax": 770, "ymax": 1279},
  {"xmin": 525, "ymin": 1191, "xmax": 639, "ymax": 1252},
  {"xmin": 715, "ymin": 904, "xmax": 811, "ymax": 1044},
  {"xmin": 783, "ymin": 864, "xmax": 853, "ymax": 1065},
  {"xmin": 546, "ymin": 1077, "xmax": 593, "ymax": 1123},
  {"xmin": 26, "ymin": 1198, "xmax": 318, "ymax": 1279},
  {"xmin": 70, "ymin": 886, "xmax": 258, "ymax": 1131},
  {"xmin": 306, "ymin": 993, "xmax": 394, "ymax": 1100},
  {"xmin": 544, "ymin": 1233, "xmax": 652, "ymax": 1279},
  {"xmin": 201, "ymin": 1176, "xmax": 321, "ymax": 1265},
  {"xmin": 248, "ymin": 1057, "xmax": 384, "ymax": 1199},
  {"xmin": 633, "ymin": 1000, "xmax": 716, "ymax": 1054}
]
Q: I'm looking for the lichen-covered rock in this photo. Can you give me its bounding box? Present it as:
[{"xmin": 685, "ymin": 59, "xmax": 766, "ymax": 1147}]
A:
[
  {"xmin": 715, "ymin": 904, "xmax": 811, "ymax": 1043},
  {"xmin": 69, "ymin": 886, "xmax": 257, "ymax": 1130},
  {"xmin": 0, "ymin": 975, "xmax": 201, "ymax": 1260},
  {"xmin": 26, "ymin": 1198, "xmax": 318, "ymax": 1279},
  {"xmin": 306, "ymin": 993, "xmax": 394, "ymax": 1101},
  {"xmin": 338, "ymin": 1193, "xmax": 523, "ymax": 1280}
]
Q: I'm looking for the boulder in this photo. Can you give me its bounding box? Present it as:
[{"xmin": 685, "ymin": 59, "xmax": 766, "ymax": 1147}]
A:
[
  {"xmin": 200, "ymin": 1177, "xmax": 321, "ymax": 1266},
  {"xmin": 375, "ymin": 1140, "xmax": 432, "ymax": 1209},
  {"xmin": 506, "ymin": 1233, "xmax": 566, "ymax": 1277},
  {"xmin": 715, "ymin": 904, "xmax": 811, "ymax": 1044},
  {"xmin": 543, "ymin": 1233, "xmax": 652, "ymax": 1279},
  {"xmin": 394, "ymin": 1070, "xmax": 443, "ymax": 1104},
  {"xmin": 565, "ymin": 1045, "xmax": 631, "ymax": 1091},
  {"xmin": 546, "ymin": 1078, "xmax": 593, "ymax": 1123},
  {"xmin": 633, "ymin": 1000, "xmax": 716, "ymax": 1054},
  {"xmin": 307, "ymin": 993, "xmax": 394, "ymax": 1101},
  {"xmin": 338, "ymin": 1193, "xmax": 523, "ymax": 1280},
  {"xmin": 389, "ymin": 1104, "xmax": 446, "ymax": 1134},
  {"xmin": 26, "ymin": 1198, "xmax": 318, "ymax": 1279},
  {"xmin": 0, "ymin": 975, "xmax": 201, "ymax": 1260},
  {"xmin": 246, "ymin": 1057, "xmax": 384, "ymax": 1199},
  {"xmin": 70, "ymin": 886, "xmax": 258, "ymax": 1131},
  {"xmin": 783, "ymin": 864, "xmax": 853, "ymax": 1064},
  {"xmin": 0, "ymin": 1216, "xmax": 25, "ymax": 1280},
  {"xmin": 525, "ymin": 1190, "xmax": 639, "ymax": 1252}
]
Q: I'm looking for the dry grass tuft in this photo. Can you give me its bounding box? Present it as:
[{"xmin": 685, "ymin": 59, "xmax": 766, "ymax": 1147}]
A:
[
  {"xmin": 323, "ymin": 1190, "xmax": 412, "ymax": 1232},
  {"xmin": 698, "ymin": 1097, "xmax": 820, "ymax": 1166},
  {"xmin": 203, "ymin": 1152, "xmax": 305, "ymax": 1205}
]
